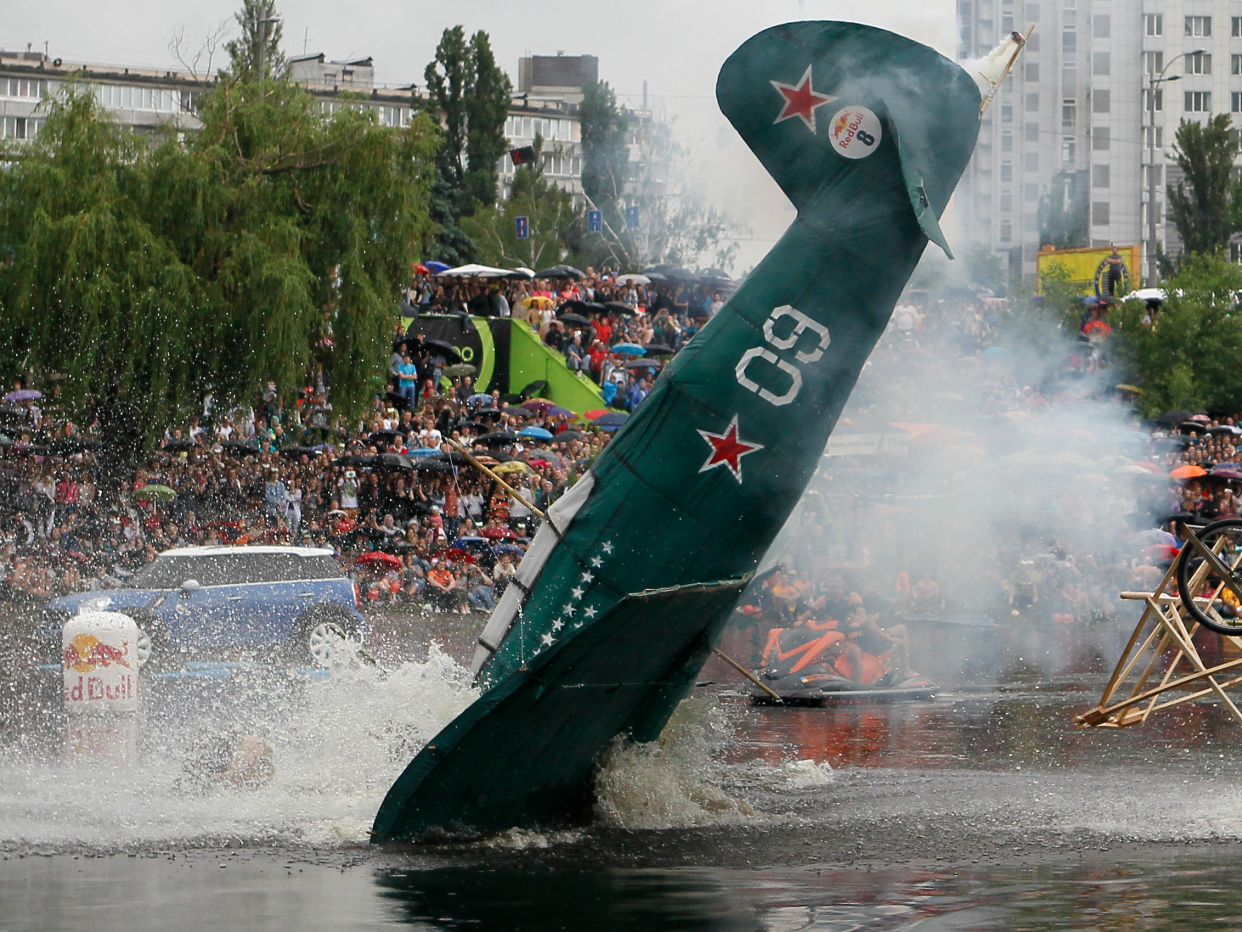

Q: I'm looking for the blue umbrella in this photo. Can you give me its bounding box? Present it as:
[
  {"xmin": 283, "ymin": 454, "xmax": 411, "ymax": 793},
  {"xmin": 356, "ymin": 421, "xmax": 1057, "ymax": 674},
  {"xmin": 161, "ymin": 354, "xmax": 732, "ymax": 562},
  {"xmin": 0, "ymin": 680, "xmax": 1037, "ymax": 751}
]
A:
[
  {"xmin": 408, "ymin": 447, "xmax": 442, "ymax": 457},
  {"xmin": 520, "ymin": 426, "xmax": 554, "ymax": 440},
  {"xmin": 467, "ymin": 393, "xmax": 492, "ymax": 406},
  {"xmin": 425, "ymin": 261, "xmax": 451, "ymax": 274},
  {"xmin": 611, "ymin": 343, "xmax": 646, "ymax": 355},
  {"xmin": 595, "ymin": 413, "xmax": 629, "ymax": 427}
]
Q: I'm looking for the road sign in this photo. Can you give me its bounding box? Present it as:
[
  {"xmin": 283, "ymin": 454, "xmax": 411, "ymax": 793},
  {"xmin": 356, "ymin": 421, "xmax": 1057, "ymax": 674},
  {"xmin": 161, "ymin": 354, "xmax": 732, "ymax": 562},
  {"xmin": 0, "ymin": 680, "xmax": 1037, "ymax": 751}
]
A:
[
  {"xmin": 625, "ymin": 206, "xmax": 640, "ymax": 229},
  {"xmin": 587, "ymin": 209, "xmax": 602, "ymax": 233},
  {"xmin": 516, "ymin": 216, "xmax": 529, "ymax": 239}
]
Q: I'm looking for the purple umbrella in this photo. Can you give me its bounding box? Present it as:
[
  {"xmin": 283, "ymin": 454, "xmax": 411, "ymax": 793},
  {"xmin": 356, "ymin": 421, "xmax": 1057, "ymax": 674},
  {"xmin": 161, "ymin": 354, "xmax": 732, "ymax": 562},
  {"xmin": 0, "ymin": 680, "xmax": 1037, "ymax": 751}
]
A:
[{"xmin": 3, "ymin": 389, "xmax": 41, "ymax": 402}]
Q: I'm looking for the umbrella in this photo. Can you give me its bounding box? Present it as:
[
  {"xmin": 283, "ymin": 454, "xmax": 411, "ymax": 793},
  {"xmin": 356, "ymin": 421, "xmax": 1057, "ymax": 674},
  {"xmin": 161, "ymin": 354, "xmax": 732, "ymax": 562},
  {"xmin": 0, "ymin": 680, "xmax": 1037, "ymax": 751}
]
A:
[
  {"xmin": 520, "ymin": 380, "xmax": 550, "ymax": 398},
  {"xmin": 473, "ymin": 454, "xmax": 500, "ymax": 466},
  {"xmin": 478, "ymin": 431, "xmax": 519, "ymax": 445},
  {"xmin": 2, "ymin": 389, "xmax": 42, "ymax": 402},
  {"xmin": 626, "ymin": 360, "xmax": 660, "ymax": 369},
  {"xmin": 1171, "ymin": 465, "xmax": 1208, "ymax": 479},
  {"xmin": 415, "ymin": 460, "xmax": 454, "ymax": 473},
  {"xmin": 357, "ymin": 552, "xmax": 402, "ymax": 570},
  {"xmin": 279, "ymin": 445, "xmax": 325, "ymax": 459},
  {"xmin": 595, "ymin": 413, "xmax": 629, "ymax": 428},
  {"xmin": 502, "ymin": 406, "xmax": 533, "ymax": 418},
  {"xmin": 1160, "ymin": 409, "xmax": 1199, "ymax": 425},
  {"xmin": 507, "ymin": 267, "xmax": 536, "ymax": 279},
  {"xmin": 613, "ymin": 274, "xmax": 650, "ymax": 286},
  {"xmin": 424, "ymin": 261, "xmax": 451, "ymax": 274},
  {"xmin": 491, "ymin": 543, "xmax": 526, "ymax": 556},
  {"xmin": 1115, "ymin": 384, "xmax": 1145, "ymax": 395},
  {"xmin": 1191, "ymin": 414, "xmax": 1212, "ymax": 422},
  {"xmin": 1126, "ymin": 288, "xmax": 1167, "ymax": 303},
  {"xmin": 583, "ymin": 410, "xmax": 610, "ymax": 420},
  {"xmin": 371, "ymin": 453, "xmax": 415, "ymax": 470},
  {"xmin": 522, "ymin": 398, "xmax": 557, "ymax": 411},
  {"xmin": 557, "ymin": 312, "xmax": 591, "ymax": 326},
  {"xmin": 1211, "ymin": 465, "xmax": 1242, "ymax": 479},
  {"xmin": 643, "ymin": 343, "xmax": 675, "ymax": 356},
  {"xmin": 521, "ymin": 296, "xmax": 556, "ymax": 309},
  {"xmin": 335, "ymin": 454, "xmax": 375, "ymax": 468},
  {"xmin": 429, "ymin": 451, "xmax": 474, "ymax": 467},
  {"xmin": 467, "ymin": 393, "xmax": 493, "ymax": 406},
  {"xmin": 558, "ymin": 430, "xmax": 586, "ymax": 441},
  {"xmin": 535, "ymin": 265, "xmax": 584, "ymax": 279},
  {"xmin": 384, "ymin": 391, "xmax": 411, "ymax": 410},
  {"xmin": 220, "ymin": 439, "xmax": 261, "ymax": 456},
  {"xmin": 1138, "ymin": 529, "xmax": 1180, "ymax": 547},
  {"xmin": 422, "ymin": 340, "xmax": 463, "ymax": 361},
  {"xmin": 480, "ymin": 526, "xmax": 520, "ymax": 539},
  {"xmin": 369, "ymin": 429, "xmax": 405, "ymax": 444},
  {"xmin": 408, "ymin": 447, "xmax": 441, "ymax": 457},
  {"xmin": 161, "ymin": 439, "xmax": 199, "ymax": 453},
  {"xmin": 547, "ymin": 406, "xmax": 574, "ymax": 418},
  {"xmin": 519, "ymin": 426, "xmax": 554, "ymax": 440},
  {"xmin": 492, "ymin": 460, "xmax": 531, "ymax": 475},
  {"xmin": 133, "ymin": 484, "xmax": 176, "ymax": 502},
  {"xmin": 437, "ymin": 263, "xmax": 513, "ymax": 278},
  {"xmin": 604, "ymin": 301, "xmax": 638, "ymax": 316},
  {"xmin": 697, "ymin": 267, "xmax": 734, "ymax": 284},
  {"xmin": 612, "ymin": 343, "xmax": 646, "ymax": 356},
  {"xmin": 442, "ymin": 363, "xmax": 478, "ymax": 378}
]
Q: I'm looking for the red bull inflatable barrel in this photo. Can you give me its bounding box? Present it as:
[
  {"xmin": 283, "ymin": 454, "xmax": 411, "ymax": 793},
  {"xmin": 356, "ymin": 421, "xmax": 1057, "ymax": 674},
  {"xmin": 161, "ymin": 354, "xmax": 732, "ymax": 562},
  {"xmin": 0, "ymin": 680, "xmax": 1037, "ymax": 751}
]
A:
[{"xmin": 61, "ymin": 611, "xmax": 139, "ymax": 761}]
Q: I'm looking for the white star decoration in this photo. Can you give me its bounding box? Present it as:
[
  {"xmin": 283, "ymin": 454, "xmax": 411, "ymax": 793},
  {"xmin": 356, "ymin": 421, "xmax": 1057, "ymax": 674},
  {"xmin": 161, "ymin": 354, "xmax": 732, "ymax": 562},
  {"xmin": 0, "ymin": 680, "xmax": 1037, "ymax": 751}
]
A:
[
  {"xmin": 551, "ymin": 619, "xmax": 564, "ymax": 631},
  {"xmin": 562, "ymin": 604, "xmax": 577, "ymax": 616},
  {"xmin": 590, "ymin": 556, "xmax": 603, "ymax": 567},
  {"xmin": 571, "ymin": 587, "xmax": 584, "ymax": 600},
  {"xmin": 580, "ymin": 571, "xmax": 594, "ymax": 583},
  {"xmin": 584, "ymin": 606, "xmax": 597, "ymax": 619},
  {"xmin": 573, "ymin": 622, "xmax": 583, "ymax": 629},
  {"xmin": 540, "ymin": 633, "xmax": 553, "ymax": 646},
  {"xmin": 601, "ymin": 541, "xmax": 614, "ymax": 554}
]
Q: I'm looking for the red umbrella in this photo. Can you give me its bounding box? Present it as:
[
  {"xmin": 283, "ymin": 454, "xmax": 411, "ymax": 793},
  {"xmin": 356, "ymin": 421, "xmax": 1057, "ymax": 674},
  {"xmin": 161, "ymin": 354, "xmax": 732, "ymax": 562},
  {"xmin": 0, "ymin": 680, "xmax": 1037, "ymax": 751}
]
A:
[
  {"xmin": 522, "ymin": 399, "xmax": 556, "ymax": 411},
  {"xmin": 1170, "ymin": 465, "xmax": 1208, "ymax": 479},
  {"xmin": 479, "ymin": 527, "xmax": 519, "ymax": 540},
  {"xmin": 583, "ymin": 410, "xmax": 610, "ymax": 420},
  {"xmin": 357, "ymin": 551, "xmax": 402, "ymax": 569},
  {"xmin": 413, "ymin": 263, "xmax": 430, "ymax": 274}
]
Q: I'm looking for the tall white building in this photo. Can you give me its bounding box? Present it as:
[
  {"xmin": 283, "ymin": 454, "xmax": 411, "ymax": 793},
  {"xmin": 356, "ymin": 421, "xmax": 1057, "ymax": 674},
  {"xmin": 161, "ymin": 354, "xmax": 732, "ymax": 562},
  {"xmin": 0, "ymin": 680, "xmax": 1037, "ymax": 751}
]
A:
[{"xmin": 957, "ymin": 0, "xmax": 1242, "ymax": 281}]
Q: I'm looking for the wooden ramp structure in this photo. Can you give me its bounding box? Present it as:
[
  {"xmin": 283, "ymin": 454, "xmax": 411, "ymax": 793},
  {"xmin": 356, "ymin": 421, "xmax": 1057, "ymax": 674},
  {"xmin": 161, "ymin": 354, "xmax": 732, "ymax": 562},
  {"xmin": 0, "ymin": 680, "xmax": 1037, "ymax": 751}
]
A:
[{"xmin": 1076, "ymin": 557, "xmax": 1242, "ymax": 729}]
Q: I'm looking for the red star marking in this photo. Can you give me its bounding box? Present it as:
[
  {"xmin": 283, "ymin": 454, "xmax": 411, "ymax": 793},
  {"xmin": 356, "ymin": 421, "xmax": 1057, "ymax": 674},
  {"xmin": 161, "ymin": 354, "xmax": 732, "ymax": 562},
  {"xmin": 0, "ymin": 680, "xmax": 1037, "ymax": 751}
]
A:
[
  {"xmin": 698, "ymin": 416, "xmax": 764, "ymax": 482},
  {"xmin": 771, "ymin": 66, "xmax": 837, "ymax": 132}
]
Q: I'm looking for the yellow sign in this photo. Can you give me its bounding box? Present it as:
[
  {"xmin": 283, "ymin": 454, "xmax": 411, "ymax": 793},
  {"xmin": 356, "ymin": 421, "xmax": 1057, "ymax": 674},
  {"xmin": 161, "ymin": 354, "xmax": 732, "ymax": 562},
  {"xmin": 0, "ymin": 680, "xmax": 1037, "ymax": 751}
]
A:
[{"xmin": 1036, "ymin": 244, "xmax": 1141, "ymax": 297}]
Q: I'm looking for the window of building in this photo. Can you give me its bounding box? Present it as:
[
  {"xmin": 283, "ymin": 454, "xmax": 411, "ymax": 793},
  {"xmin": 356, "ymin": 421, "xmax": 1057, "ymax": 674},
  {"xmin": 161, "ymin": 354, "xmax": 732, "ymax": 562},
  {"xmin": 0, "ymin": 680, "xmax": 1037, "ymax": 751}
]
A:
[
  {"xmin": 1234, "ymin": 16, "xmax": 1242, "ymax": 37},
  {"xmin": 1142, "ymin": 88, "xmax": 1163, "ymax": 111},
  {"xmin": 1024, "ymin": 215, "xmax": 1039, "ymax": 232},
  {"xmin": 1026, "ymin": 62, "xmax": 1040, "ymax": 82},
  {"xmin": 1062, "ymin": 64, "xmax": 1077, "ymax": 89},
  {"xmin": 1001, "ymin": 193, "xmax": 1013, "ymax": 211},
  {"xmin": 1062, "ymin": 98, "xmax": 1077, "ymax": 127},
  {"xmin": 1025, "ymin": 92, "xmax": 1040, "ymax": 112},
  {"xmin": 1092, "ymin": 126, "xmax": 1110, "ymax": 150},
  {"xmin": 0, "ymin": 115, "xmax": 40, "ymax": 139},
  {"xmin": 1063, "ymin": 29, "xmax": 1076, "ymax": 54},
  {"xmin": 1093, "ymin": 164, "xmax": 1110, "ymax": 187},
  {"xmin": 1024, "ymin": 122, "xmax": 1039, "ymax": 142},
  {"xmin": 1092, "ymin": 52, "xmax": 1110, "ymax": 76},
  {"xmin": 1001, "ymin": 101, "xmax": 1013, "ymax": 123},
  {"xmin": 1001, "ymin": 161, "xmax": 1013, "ymax": 182},
  {"xmin": 1144, "ymin": 164, "xmax": 1164, "ymax": 187},
  {"xmin": 1144, "ymin": 126, "xmax": 1163, "ymax": 148},
  {"xmin": 1024, "ymin": 182, "xmax": 1040, "ymax": 202},
  {"xmin": 1185, "ymin": 91, "xmax": 1212, "ymax": 112},
  {"xmin": 1145, "ymin": 51, "xmax": 1164, "ymax": 74},
  {"xmin": 1093, "ymin": 14, "xmax": 1110, "ymax": 38},
  {"xmin": 1002, "ymin": 10, "xmax": 1014, "ymax": 31},
  {"xmin": 1027, "ymin": 31, "xmax": 1040, "ymax": 52},
  {"xmin": 1, "ymin": 78, "xmax": 46, "ymax": 99},
  {"xmin": 1092, "ymin": 89, "xmax": 1110, "ymax": 113},
  {"xmin": 1025, "ymin": 2, "xmax": 1039, "ymax": 21},
  {"xmin": 1186, "ymin": 16, "xmax": 1211, "ymax": 37},
  {"xmin": 1092, "ymin": 201, "xmax": 1110, "ymax": 225},
  {"xmin": 1234, "ymin": 91, "xmax": 1242, "ymax": 113},
  {"xmin": 1001, "ymin": 130, "xmax": 1013, "ymax": 151},
  {"xmin": 1146, "ymin": 14, "xmax": 1163, "ymax": 37},
  {"xmin": 1062, "ymin": 136, "xmax": 1076, "ymax": 163},
  {"xmin": 1000, "ymin": 220, "xmax": 1013, "ymax": 243},
  {"xmin": 1188, "ymin": 52, "xmax": 1211, "ymax": 75},
  {"xmin": 1024, "ymin": 152, "xmax": 1039, "ymax": 171}
]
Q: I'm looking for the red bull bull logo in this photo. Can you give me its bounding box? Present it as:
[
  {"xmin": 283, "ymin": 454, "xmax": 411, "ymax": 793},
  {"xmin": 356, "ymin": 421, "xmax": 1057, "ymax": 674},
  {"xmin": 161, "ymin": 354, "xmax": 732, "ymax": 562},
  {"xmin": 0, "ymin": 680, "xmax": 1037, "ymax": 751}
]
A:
[{"xmin": 63, "ymin": 633, "xmax": 131, "ymax": 673}]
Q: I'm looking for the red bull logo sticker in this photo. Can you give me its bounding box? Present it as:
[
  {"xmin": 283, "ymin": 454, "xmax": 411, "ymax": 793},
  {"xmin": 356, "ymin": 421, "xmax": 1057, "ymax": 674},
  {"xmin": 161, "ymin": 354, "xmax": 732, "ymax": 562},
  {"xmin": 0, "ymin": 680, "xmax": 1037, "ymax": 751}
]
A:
[
  {"xmin": 829, "ymin": 106, "xmax": 881, "ymax": 159},
  {"xmin": 63, "ymin": 633, "xmax": 131, "ymax": 673}
]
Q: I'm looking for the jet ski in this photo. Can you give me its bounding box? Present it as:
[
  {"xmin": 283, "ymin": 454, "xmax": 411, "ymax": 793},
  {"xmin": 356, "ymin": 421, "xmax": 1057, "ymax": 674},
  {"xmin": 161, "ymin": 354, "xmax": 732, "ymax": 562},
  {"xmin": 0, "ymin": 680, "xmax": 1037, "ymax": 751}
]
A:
[{"xmin": 751, "ymin": 669, "xmax": 938, "ymax": 705}]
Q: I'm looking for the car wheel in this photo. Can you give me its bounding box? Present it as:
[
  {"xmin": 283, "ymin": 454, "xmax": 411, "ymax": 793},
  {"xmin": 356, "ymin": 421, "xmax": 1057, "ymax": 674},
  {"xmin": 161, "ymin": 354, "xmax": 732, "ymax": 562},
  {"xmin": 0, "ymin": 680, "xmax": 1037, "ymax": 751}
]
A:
[
  {"xmin": 121, "ymin": 608, "xmax": 171, "ymax": 669},
  {"xmin": 289, "ymin": 604, "xmax": 362, "ymax": 668}
]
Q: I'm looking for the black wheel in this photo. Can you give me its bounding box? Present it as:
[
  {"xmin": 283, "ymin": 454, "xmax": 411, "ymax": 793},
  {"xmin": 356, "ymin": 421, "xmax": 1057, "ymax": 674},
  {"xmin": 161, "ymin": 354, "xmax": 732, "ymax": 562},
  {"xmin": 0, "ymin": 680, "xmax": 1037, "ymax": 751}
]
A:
[
  {"xmin": 121, "ymin": 608, "xmax": 173, "ymax": 669},
  {"xmin": 287, "ymin": 604, "xmax": 362, "ymax": 667},
  {"xmin": 1176, "ymin": 518, "xmax": 1242, "ymax": 635}
]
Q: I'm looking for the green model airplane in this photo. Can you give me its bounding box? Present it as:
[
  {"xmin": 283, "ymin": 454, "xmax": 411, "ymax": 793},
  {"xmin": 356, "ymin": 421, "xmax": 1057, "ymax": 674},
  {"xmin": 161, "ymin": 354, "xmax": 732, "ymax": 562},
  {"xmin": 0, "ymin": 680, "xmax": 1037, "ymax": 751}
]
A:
[{"xmin": 372, "ymin": 21, "xmax": 1015, "ymax": 841}]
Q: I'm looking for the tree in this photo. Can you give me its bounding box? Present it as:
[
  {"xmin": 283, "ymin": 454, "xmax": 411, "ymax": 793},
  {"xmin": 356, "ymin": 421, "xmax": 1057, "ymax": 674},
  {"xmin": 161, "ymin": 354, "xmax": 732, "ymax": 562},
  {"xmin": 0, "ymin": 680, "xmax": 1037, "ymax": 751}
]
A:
[
  {"xmin": 462, "ymin": 138, "xmax": 576, "ymax": 270},
  {"xmin": 1110, "ymin": 253, "xmax": 1242, "ymax": 414},
  {"xmin": 225, "ymin": 0, "xmax": 284, "ymax": 81},
  {"xmin": 1167, "ymin": 114, "xmax": 1242, "ymax": 256},
  {"xmin": 0, "ymin": 80, "xmax": 437, "ymax": 467},
  {"xmin": 422, "ymin": 26, "xmax": 513, "ymax": 262},
  {"xmin": 1038, "ymin": 171, "xmax": 1088, "ymax": 249},
  {"xmin": 579, "ymin": 79, "xmax": 630, "ymax": 206}
]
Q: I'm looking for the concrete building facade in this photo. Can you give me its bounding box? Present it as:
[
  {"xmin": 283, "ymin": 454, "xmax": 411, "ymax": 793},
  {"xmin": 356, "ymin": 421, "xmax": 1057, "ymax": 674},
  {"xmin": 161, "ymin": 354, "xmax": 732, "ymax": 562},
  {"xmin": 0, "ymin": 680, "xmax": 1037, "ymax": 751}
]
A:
[{"xmin": 956, "ymin": 0, "xmax": 1242, "ymax": 281}]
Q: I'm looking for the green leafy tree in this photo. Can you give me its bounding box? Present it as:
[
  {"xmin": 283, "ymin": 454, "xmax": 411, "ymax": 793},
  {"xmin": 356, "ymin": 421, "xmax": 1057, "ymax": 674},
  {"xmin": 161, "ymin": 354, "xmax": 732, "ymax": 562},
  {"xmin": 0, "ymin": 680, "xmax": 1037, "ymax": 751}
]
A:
[
  {"xmin": 579, "ymin": 79, "xmax": 630, "ymax": 206},
  {"xmin": 423, "ymin": 26, "xmax": 513, "ymax": 262},
  {"xmin": 1110, "ymin": 253, "xmax": 1242, "ymax": 414},
  {"xmin": 1038, "ymin": 172, "xmax": 1088, "ymax": 249},
  {"xmin": 225, "ymin": 0, "xmax": 284, "ymax": 81},
  {"xmin": 1167, "ymin": 114, "xmax": 1242, "ymax": 256},
  {"xmin": 462, "ymin": 138, "xmax": 576, "ymax": 269},
  {"xmin": 0, "ymin": 80, "xmax": 437, "ymax": 469}
]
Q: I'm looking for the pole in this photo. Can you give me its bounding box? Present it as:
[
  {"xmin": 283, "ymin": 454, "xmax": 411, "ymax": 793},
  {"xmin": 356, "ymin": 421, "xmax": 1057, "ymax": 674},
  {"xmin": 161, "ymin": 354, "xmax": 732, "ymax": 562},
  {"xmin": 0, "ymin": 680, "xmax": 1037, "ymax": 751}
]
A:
[
  {"xmin": 444, "ymin": 437, "xmax": 546, "ymax": 520},
  {"xmin": 1147, "ymin": 72, "xmax": 1157, "ymax": 286},
  {"xmin": 712, "ymin": 648, "xmax": 783, "ymax": 701},
  {"xmin": 257, "ymin": 18, "xmax": 265, "ymax": 82}
]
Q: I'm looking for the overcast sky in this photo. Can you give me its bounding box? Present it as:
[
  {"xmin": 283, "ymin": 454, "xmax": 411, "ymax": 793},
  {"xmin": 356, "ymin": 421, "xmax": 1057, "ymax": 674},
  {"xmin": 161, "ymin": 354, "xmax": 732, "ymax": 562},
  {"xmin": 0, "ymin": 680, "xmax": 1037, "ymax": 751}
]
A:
[{"xmin": 7, "ymin": 0, "xmax": 955, "ymax": 271}]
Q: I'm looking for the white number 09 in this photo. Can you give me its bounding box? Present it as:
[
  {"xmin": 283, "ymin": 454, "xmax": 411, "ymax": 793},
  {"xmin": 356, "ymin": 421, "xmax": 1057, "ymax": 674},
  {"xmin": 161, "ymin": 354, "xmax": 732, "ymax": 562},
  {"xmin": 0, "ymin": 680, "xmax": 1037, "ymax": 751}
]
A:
[{"xmin": 734, "ymin": 305, "xmax": 831, "ymax": 407}]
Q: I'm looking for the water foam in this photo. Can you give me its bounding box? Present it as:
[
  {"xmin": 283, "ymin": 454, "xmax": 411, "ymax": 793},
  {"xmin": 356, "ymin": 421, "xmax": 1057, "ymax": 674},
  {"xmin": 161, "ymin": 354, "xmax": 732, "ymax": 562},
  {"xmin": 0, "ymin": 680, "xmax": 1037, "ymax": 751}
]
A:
[{"xmin": 0, "ymin": 644, "xmax": 476, "ymax": 851}]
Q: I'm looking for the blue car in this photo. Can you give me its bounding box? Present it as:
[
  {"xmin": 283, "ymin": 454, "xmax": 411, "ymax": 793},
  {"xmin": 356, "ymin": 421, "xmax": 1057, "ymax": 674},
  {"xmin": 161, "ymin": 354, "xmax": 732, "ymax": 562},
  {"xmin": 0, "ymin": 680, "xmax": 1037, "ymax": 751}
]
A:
[{"xmin": 42, "ymin": 545, "xmax": 366, "ymax": 668}]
